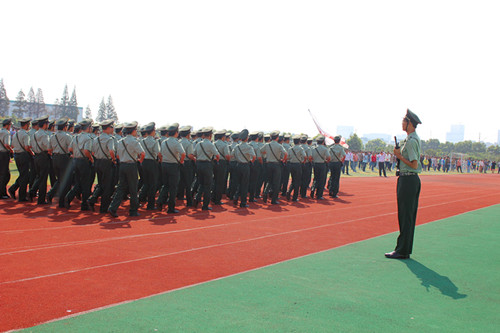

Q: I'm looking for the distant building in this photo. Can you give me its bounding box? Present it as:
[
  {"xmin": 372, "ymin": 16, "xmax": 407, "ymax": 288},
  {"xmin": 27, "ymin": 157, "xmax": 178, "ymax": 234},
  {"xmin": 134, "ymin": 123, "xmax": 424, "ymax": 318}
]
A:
[
  {"xmin": 336, "ymin": 125, "xmax": 354, "ymax": 139},
  {"xmin": 445, "ymin": 124, "xmax": 465, "ymax": 143},
  {"xmin": 6, "ymin": 100, "xmax": 83, "ymax": 122}
]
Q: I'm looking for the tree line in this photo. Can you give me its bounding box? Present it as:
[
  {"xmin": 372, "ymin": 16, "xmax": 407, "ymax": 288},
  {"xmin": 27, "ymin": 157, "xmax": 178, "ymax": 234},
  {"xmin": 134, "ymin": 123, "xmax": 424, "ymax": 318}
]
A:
[{"xmin": 0, "ymin": 78, "xmax": 118, "ymax": 123}]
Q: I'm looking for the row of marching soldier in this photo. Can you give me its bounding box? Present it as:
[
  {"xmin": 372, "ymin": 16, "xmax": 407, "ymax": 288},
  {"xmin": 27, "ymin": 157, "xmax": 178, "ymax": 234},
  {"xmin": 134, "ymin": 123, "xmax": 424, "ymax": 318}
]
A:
[{"xmin": 0, "ymin": 117, "xmax": 347, "ymax": 217}]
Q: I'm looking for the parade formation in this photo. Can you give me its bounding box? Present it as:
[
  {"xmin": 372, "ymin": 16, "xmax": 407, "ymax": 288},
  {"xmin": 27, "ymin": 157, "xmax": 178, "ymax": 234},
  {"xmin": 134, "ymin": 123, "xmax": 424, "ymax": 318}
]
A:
[{"xmin": 0, "ymin": 116, "xmax": 348, "ymax": 218}]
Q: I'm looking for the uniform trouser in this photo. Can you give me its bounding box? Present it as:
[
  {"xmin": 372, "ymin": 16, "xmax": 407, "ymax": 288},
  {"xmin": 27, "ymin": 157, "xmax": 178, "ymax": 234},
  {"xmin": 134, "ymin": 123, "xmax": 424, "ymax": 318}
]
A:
[
  {"xmin": 158, "ymin": 163, "xmax": 180, "ymax": 211},
  {"xmin": 280, "ymin": 162, "xmax": 290, "ymax": 195},
  {"xmin": 328, "ymin": 162, "xmax": 342, "ymax": 197},
  {"xmin": 378, "ymin": 162, "xmax": 386, "ymax": 177},
  {"xmin": 248, "ymin": 162, "xmax": 261, "ymax": 201},
  {"xmin": 395, "ymin": 175, "xmax": 421, "ymax": 255},
  {"xmin": 33, "ymin": 152, "xmax": 50, "ymax": 203},
  {"xmin": 49, "ymin": 154, "xmax": 71, "ymax": 207},
  {"xmin": 109, "ymin": 162, "xmax": 139, "ymax": 214},
  {"xmin": 178, "ymin": 160, "xmax": 194, "ymax": 205},
  {"xmin": 138, "ymin": 159, "xmax": 159, "ymax": 209},
  {"xmin": 300, "ymin": 163, "xmax": 312, "ymax": 197},
  {"xmin": 49, "ymin": 156, "xmax": 56, "ymax": 186},
  {"xmin": 313, "ymin": 163, "xmax": 327, "ymax": 198},
  {"xmin": 0, "ymin": 152, "xmax": 11, "ymax": 196},
  {"xmin": 234, "ymin": 162, "xmax": 250, "ymax": 205},
  {"xmin": 343, "ymin": 161, "xmax": 350, "ymax": 175},
  {"xmin": 257, "ymin": 161, "xmax": 267, "ymax": 196},
  {"xmin": 213, "ymin": 160, "xmax": 227, "ymax": 203},
  {"xmin": 72, "ymin": 158, "xmax": 93, "ymax": 209},
  {"xmin": 89, "ymin": 159, "xmax": 115, "ymax": 212},
  {"xmin": 288, "ymin": 163, "xmax": 302, "ymax": 200},
  {"xmin": 264, "ymin": 162, "xmax": 281, "ymax": 203},
  {"xmin": 195, "ymin": 161, "xmax": 213, "ymax": 208},
  {"xmin": 28, "ymin": 155, "xmax": 36, "ymax": 190},
  {"xmin": 11, "ymin": 152, "xmax": 30, "ymax": 200},
  {"xmin": 227, "ymin": 161, "xmax": 238, "ymax": 199}
]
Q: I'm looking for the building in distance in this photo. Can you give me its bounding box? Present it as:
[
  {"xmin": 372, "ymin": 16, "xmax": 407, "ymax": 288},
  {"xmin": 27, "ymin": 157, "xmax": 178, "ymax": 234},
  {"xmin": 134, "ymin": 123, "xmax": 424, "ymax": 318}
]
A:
[{"xmin": 446, "ymin": 124, "xmax": 465, "ymax": 143}]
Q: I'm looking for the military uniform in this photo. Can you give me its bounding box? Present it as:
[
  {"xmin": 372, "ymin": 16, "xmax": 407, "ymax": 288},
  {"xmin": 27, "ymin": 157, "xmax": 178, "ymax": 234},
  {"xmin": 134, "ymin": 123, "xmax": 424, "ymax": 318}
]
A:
[
  {"xmin": 311, "ymin": 137, "xmax": 331, "ymax": 199},
  {"xmin": 27, "ymin": 122, "xmax": 39, "ymax": 190},
  {"xmin": 287, "ymin": 136, "xmax": 306, "ymax": 201},
  {"xmin": 213, "ymin": 130, "xmax": 230, "ymax": 204},
  {"xmin": 232, "ymin": 130, "xmax": 256, "ymax": 207},
  {"xmin": 48, "ymin": 119, "xmax": 73, "ymax": 207},
  {"xmin": 0, "ymin": 119, "xmax": 13, "ymax": 199},
  {"xmin": 194, "ymin": 128, "xmax": 219, "ymax": 210},
  {"xmin": 157, "ymin": 125, "xmax": 185, "ymax": 213},
  {"xmin": 328, "ymin": 139, "xmax": 346, "ymax": 198},
  {"xmin": 248, "ymin": 132, "xmax": 262, "ymax": 202},
  {"xmin": 30, "ymin": 117, "xmax": 52, "ymax": 204},
  {"xmin": 139, "ymin": 123, "xmax": 160, "ymax": 210},
  {"xmin": 300, "ymin": 137, "xmax": 313, "ymax": 198},
  {"xmin": 9, "ymin": 118, "xmax": 32, "ymax": 201},
  {"xmin": 262, "ymin": 131, "xmax": 287, "ymax": 204},
  {"xmin": 89, "ymin": 120, "xmax": 116, "ymax": 212},
  {"xmin": 108, "ymin": 122, "xmax": 145, "ymax": 217},
  {"xmin": 280, "ymin": 135, "xmax": 291, "ymax": 196},
  {"xmin": 178, "ymin": 126, "xmax": 195, "ymax": 206},
  {"xmin": 227, "ymin": 133, "xmax": 240, "ymax": 200}
]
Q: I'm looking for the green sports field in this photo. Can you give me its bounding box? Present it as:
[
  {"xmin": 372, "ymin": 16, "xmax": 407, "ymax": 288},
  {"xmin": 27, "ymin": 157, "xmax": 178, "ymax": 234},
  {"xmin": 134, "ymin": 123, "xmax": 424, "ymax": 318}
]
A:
[{"xmin": 23, "ymin": 204, "xmax": 500, "ymax": 332}]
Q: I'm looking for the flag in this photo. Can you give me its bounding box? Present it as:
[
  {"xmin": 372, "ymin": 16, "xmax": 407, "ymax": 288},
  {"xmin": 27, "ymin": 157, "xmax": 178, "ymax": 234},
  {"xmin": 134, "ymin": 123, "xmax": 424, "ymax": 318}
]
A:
[{"xmin": 308, "ymin": 109, "xmax": 349, "ymax": 148}]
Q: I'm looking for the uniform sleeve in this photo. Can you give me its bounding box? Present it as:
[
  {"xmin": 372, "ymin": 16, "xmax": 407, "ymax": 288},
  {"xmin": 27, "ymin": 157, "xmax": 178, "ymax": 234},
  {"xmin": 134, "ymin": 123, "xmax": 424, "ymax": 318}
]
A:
[
  {"xmin": 405, "ymin": 139, "xmax": 419, "ymax": 162},
  {"xmin": 107, "ymin": 137, "xmax": 115, "ymax": 152},
  {"xmin": 176, "ymin": 140, "xmax": 185, "ymax": 155},
  {"xmin": 209, "ymin": 142, "xmax": 218, "ymax": 156},
  {"xmin": 84, "ymin": 138, "xmax": 93, "ymax": 152},
  {"xmin": 325, "ymin": 148, "xmax": 331, "ymax": 158},
  {"xmin": 133, "ymin": 140, "xmax": 145, "ymax": 156}
]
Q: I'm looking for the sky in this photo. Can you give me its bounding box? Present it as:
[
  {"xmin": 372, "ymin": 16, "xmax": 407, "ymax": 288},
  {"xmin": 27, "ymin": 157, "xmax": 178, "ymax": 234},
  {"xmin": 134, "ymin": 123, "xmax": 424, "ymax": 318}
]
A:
[{"xmin": 1, "ymin": 0, "xmax": 499, "ymax": 143}]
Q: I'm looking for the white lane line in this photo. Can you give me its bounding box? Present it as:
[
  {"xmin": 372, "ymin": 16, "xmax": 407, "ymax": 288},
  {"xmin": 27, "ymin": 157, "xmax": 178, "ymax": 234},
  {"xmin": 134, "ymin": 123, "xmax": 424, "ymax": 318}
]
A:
[{"xmin": 1, "ymin": 193, "xmax": 496, "ymax": 286}]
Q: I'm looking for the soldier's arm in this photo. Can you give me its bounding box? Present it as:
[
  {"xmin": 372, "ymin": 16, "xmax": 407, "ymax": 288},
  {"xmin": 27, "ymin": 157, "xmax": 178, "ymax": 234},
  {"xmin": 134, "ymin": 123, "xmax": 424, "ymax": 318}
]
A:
[
  {"xmin": 180, "ymin": 152, "xmax": 186, "ymax": 164},
  {"xmin": 138, "ymin": 152, "xmax": 145, "ymax": 163}
]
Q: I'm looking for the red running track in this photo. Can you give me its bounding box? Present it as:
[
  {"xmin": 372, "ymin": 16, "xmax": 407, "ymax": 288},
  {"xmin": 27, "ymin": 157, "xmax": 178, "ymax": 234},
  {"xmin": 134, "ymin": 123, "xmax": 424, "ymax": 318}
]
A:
[{"xmin": 1, "ymin": 174, "xmax": 499, "ymax": 331}]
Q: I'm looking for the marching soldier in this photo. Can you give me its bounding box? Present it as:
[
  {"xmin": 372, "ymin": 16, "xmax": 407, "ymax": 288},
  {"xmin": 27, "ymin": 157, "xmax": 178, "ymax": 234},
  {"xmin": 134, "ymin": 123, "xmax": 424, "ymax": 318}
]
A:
[
  {"xmin": 193, "ymin": 127, "xmax": 219, "ymax": 210},
  {"xmin": 300, "ymin": 135, "xmax": 312, "ymax": 198},
  {"xmin": 88, "ymin": 119, "xmax": 116, "ymax": 213},
  {"xmin": 213, "ymin": 129, "xmax": 230, "ymax": 205},
  {"xmin": 248, "ymin": 131, "xmax": 263, "ymax": 203},
  {"xmin": 30, "ymin": 116, "xmax": 52, "ymax": 204},
  {"xmin": 48, "ymin": 118, "xmax": 73, "ymax": 207},
  {"xmin": 108, "ymin": 122, "xmax": 145, "ymax": 217},
  {"xmin": 328, "ymin": 136, "xmax": 346, "ymax": 198},
  {"xmin": 311, "ymin": 135, "xmax": 331, "ymax": 199},
  {"xmin": 9, "ymin": 118, "xmax": 33, "ymax": 201},
  {"xmin": 65, "ymin": 119, "xmax": 94, "ymax": 210},
  {"xmin": 157, "ymin": 124, "xmax": 185, "ymax": 213},
  {"xmin": 286, "ymin": 135, "xmax": 306, "ymax": 201},
  {"xmin": 261, "ymin": 130, "xmax": 287, "ymax": 204},
  {"xmin": 232, "ymin": 129, "xmax": 256, "ymax": 208},
  {"xmin": 227, "ymin": 132, "xmax": 239, "ymax": 199},
  {"xmin": 280, "ymin": 134, "xmax": 291, "ymax": 197},
  {"xmin": 139, "ymin": 122, "xmax": 160, "ymax": 210},
  {"xmin": 27, "ymin": 119, "xmax": 39, "ymax": 194},
  {"xmin": 178, "ymin": 125, "xmax": 195, "ymax": 207},
  {"xmin": 0, "ymin": 118, "xmax": 14, "ymax": 199}
]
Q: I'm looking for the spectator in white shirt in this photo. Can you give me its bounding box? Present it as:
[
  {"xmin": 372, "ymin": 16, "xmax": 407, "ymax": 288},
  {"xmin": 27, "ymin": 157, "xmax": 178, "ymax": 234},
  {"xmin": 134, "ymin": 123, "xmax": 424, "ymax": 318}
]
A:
[{"xmin": 377, "ymin": 151, "xmax": 387, "ymax": 177}]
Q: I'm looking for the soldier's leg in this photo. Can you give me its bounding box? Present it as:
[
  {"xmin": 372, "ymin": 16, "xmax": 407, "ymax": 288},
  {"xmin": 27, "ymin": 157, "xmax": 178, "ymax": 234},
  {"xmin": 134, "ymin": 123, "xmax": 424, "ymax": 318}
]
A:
[
  {"xmin": 15, "ymin": 153, "xmax": 30, "ymax": 201},
  {"xmin": 166, "ymin": 163, "xmax": 180, "ymax": 212},
  {"xmin": 316, "ymin": 163, "xmax": 327, "ymax": 198},
  {"xmin": 0, "ymin": 152, "xmax": 10, "ymax": 197},
  {"xmin": 124, "ymin": 163, "xmax": 139, "ymax": 215},
  {"xmin": 35, "ymin": 154, "xmax": 50, "ymax": 204}
]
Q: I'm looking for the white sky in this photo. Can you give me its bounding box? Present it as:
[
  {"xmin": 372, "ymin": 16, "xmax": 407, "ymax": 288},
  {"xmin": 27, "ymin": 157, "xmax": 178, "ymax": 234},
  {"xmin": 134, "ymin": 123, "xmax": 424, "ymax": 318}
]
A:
[{"xmin": 2, "ymin": 0, "xmax": 499, "ymax": 143}]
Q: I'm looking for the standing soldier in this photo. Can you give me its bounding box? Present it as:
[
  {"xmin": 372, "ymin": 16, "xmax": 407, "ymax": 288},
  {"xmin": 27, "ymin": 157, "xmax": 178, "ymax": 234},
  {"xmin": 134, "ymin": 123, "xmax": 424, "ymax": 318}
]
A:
[
  {"xmin": 30, "ymin": 116, "xmax": 52, "ymax": 204},
  {"xmin": 0, "ymin": 118, "xmax": 14, "ymax": 199},
  {"xmin": 248, "ymin": 131, "xmax": 263, "ymax": 203},
  {"xmin": 108, "ymin": 122, "xmax": 145, "ymax": 217},
  {"xmin": 193, "ymin": 127, "xmax": 219, "ymax": 210},
  {"xmin": 27, "ymin": 119, "xmax": 39, "ymax": 195},
  {"xmin": 48, "ymin": 118, "xmax": 73, "ymax": 207},
  {"xmin": 157, "ymin": 124, "xmax": 185, "ymax": 214},
  {"xmin": 178, "ymin": 125, "xmax": 195, "ymax": 207},
  {"xmin": 385, "ymin": 109, "xmax": 422, "ymax": 260},
  {"xmin": 311, "ymin": 135, "xmax": 331, "ymax": 199},
  {"xmin": 88, "ymin": 120, "xmax": 116, "ymax": 213},
  {"xmin": 227, "ymin": 132, "xmax": 240, "ymax": 200},
  {"xmin": 280, "ymin": 134, "xmax": 291, "ymax": 197},
  {"xmin": 65, "ymin": 119, "xmax": 94, "ymax": 210},
  {"xmin": 9, "ymin": 118, "xmax": 33, "ymax": 202},
  {"xmin": 286, "ymin": 135, "xmax": 306, "ymax": 201},
  {"xmin": 261, "ymin": 130, "xmax": 287, "ymax": 204},
  {"xmin": 213, "ymin": 129, "xmax": 230, "ymax": 205},
  {"xmin": 112, "ymin": 124, "xmax": 124, "ymax": 188},
  {"xmin": 300, "ymin": 135, "xmax": 312, "ymax": 198},
  {"xmin": 328, "ymin": 136, "xmax": 346, "ymax": 198},
  {"xmin": 232, "ymin": 129, "xmax": 256, "ymax": 208},
  {"xmin": 139, "ymin": 122, "xmax": 160, "ymax": 210}
]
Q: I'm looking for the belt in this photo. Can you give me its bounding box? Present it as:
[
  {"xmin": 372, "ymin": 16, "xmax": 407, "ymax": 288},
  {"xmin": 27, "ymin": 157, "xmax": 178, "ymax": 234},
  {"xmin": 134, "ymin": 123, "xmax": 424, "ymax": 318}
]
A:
[
  {"xmin": 197, "ymin": 160, "xmax": 212, "ymax": 163},
  {"xmin": 399, "ymin": 172, "xmax": 418, "ymax": 176}
]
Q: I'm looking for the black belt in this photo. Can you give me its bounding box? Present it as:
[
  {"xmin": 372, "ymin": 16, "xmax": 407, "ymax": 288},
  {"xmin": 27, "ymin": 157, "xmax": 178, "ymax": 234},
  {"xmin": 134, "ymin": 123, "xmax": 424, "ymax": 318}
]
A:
[{"xmin": 399, "ymin": 172, "xmax": 418, "ymax": 176}]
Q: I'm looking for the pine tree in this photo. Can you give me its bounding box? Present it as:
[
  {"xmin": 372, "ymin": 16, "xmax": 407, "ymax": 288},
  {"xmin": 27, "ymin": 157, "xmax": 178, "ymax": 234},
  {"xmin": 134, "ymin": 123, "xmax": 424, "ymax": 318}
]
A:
[
  {"xmin": 59, "ymin": 85, "xmax": 70, "ymax": 118},
  {"xmin": 68, "ymin": 87, "xmax": 79, "ymax": 120},
  {"xmin": 13, "ymin": 89, "xmax": 27, "ymax": 118},
  {"xmin": 35, "ymin": 88, "xmax": 47, "ymax": 118},
  {"xmin": 0, "ymin": 79, "xmax": 9, "ymax": 117},
  {"xmin": 85, "ymin": 105, "xmax": 93, "ymax": 120},
  {"xmin": 26, "ymin": 87, "xmax": 37, "ymax": 118},
  {"xmin": 106, "ymin": 95, "xmax": 118, "ymax": 122},
  {"xmin": 52, "ymin": 98, "xmax": 61, "ymax": 119},
  {"xmin": 96, "ymin": 97, "xmax": 106, "ymax": 122}
]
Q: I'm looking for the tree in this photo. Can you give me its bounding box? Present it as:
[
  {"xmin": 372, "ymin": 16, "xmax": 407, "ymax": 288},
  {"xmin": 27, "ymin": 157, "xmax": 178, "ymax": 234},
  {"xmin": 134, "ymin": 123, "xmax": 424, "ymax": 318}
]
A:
[
  {"xmin": 35, "ymin": 88, "xmax": 47, "ymax": 118},
  {"xmin": 106, "ymin": 95, "xmax": 118, "ymax": 122},
  {"xmin": 58, "ymin": 85, "xmax": 70, "ymax": 118},
  {"xmin": 471, "ymin": 142, "xmax": 486, "ymax": 153},
  {"xmin": 423, "ymin": 138, "xmax": 440, "ymax": 151},
  {"xmin": 52, "ymin": 98, "xmax": 61, "ymax": 119},
  {"xmin": 96, "ymin": 98, "xmax": 106, "ymax": 122},
  {"xmin": 26, "ymin": 87, "xmax": 37, "ymax": 118},
  {"xmin": 67, "ymin": 87, "xmax": 79, "ymax": 120},
  {"xmin": 0, "ymin": 79, "xmax": 9, "ymax": 117},
  {"xmin": 85, "ymin": 105, "xmax": 93, "ymax": 120},
  {"xmin": 12, "ymin": 89, "xmax": 27, "ymax": 118},
  {"xmin": 440, "ymin": 142, "xmax": 455, "ymax": 154},
  {"xmin": 365, "ymin": 138, "xmax": 387, "ymax": 152},
  {"xmin": 346, "ymin": 133, "xmax": 363, "ymax": 151},
  {"xmin": 454, "ymin": 140, "xmax": 472, "ymax": 153}
]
